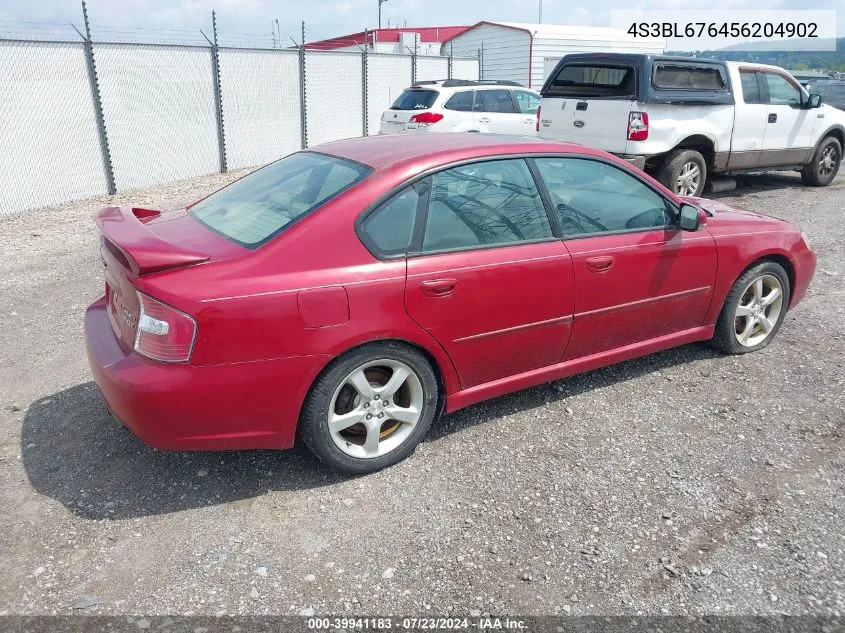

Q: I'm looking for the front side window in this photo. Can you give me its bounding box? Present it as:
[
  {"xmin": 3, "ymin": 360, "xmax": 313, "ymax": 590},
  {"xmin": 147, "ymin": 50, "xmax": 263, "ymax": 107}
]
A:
[
  {"xmin": 764, "ymin": 73, "xmax": 801, "ymax": 108},
  {"xmin": 360, "ymin": 183, "xmax": 425, "ymax": 256},
  {"xmin": 444, "ymin": 91, "xmax": 474, "ymax": 112},
  {"xmin": 191, "ymin": 153, "xmax": 370, "ymax": 248},
  {"xmin": 534, "ymin": 158, "xmax": 671, "ymax": 236},
  {"xmin": 422, "ymin": 159, "xmax": 552, "ymax": 253},
  {"xmin": 475, "ymin": 89, "xmax": 516, "ymax": 113},
  {"xmin": 740, "ymin": 71, "xmax": 764, "ymax": 104},
  {"xmin": 391, "ymin": 89, "xmax": 439, "ymax": 110},
  {"xmin": 514, "ymin": 91, "xmax": 541, "ymax": 114}
]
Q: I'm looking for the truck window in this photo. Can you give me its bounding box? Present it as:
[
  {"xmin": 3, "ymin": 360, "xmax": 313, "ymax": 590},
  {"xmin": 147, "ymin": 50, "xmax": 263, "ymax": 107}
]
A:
[
  {"xmin": 740, "ymin": 72, "xmax": 764, "ymax": 104},
  {"xmin": 764, "ymin": 73, "xmax": 802, "ymax": 108},
  {"xmin": 652, "ymin": 64, "xmax": 726, "ymax": 91},
  {"xmin": 545, "ymin": 64, "xmax": 635, "ymax": 98}
]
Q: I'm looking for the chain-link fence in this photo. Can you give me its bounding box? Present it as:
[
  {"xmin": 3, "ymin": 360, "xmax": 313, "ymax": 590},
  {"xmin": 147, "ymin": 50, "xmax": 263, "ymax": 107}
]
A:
[{"xmin": 0, "ymin": 35, "xmax": 479, "ymax": 215}]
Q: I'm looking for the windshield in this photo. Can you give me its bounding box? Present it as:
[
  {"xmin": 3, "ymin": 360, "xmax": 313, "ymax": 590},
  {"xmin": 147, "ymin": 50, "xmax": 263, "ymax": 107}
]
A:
[
  {"xmin": 391, "ymin": 89, "xmax": 439, "ymax": 110},
  {"xmin": 191, "ymin": 153, "xmax": 371, "ymax": 248}
]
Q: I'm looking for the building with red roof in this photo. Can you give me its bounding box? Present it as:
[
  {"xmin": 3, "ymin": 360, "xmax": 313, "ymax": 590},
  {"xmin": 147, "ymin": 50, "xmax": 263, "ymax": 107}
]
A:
[{"xmin": 306, "ymin": 26, "xmax": 469, "ymax": 56}]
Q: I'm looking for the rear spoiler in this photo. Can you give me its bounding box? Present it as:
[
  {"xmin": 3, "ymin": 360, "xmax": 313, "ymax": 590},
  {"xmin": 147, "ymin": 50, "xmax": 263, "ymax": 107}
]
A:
[{"xmin": 94, "ymin": 207, "xmax": 209, "ymax": 276}]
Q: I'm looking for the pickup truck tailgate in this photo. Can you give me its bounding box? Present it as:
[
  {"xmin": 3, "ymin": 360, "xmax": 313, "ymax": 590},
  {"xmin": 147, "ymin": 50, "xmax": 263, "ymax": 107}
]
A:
[{"xmin": 540, "ymin": 97, "xmax": 634, "ymax": 153}]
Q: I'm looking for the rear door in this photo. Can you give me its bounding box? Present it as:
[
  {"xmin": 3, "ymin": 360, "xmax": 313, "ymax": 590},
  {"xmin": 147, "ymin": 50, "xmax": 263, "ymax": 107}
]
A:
[
  {"xmin": 403, "ymin": 158, "xmax": 575, "ymax": 389},
  {"xmin": 539, "ymin": 62, "xmax": 636, "ymax": 152},
  {"xmin": 380, "ymin": 87, "xmax": 439, "ymax": 134},
  {"xmin": 513, "ymin": 90, "xmax": 542, "ymax": 135},
  {"xmin": 728, "ymin": 69, "xmax": 768, "ymax": 169},
  {"xmin": 472, "ymin": 89, "xmax": 525, "ymax": 135}
]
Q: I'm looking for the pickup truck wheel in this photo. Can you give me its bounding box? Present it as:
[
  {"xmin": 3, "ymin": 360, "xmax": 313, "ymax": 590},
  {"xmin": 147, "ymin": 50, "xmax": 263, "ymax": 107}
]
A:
[
  {"xmin": 801, "ymin": 136, "xmax": 842, "ymax": 187},
  {"xmin": 658, "ymin": 149, "xmax": 707, "ymax": 197}
]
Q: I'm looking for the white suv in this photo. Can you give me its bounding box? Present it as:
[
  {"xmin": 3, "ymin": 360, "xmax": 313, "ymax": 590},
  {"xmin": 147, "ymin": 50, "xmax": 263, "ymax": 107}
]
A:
[{"xmin": 379, "ymin": 80, "xmax": 541, "ymax": 136}]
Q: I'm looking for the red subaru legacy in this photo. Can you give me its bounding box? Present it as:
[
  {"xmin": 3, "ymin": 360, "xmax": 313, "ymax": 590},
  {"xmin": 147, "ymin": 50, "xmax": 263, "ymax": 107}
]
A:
[{"xmin": 85, "ymin": 134, "xmax": 816, "ymax": 473}]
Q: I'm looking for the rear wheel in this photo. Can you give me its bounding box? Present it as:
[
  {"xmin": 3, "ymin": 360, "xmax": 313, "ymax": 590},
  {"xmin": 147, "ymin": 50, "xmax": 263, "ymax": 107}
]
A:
[
  {"xmin": 658, "ymin": 149, "xmax": 707, "ymax": 197},
  {"xmin": 298, "ymin": 342, "xmax": 439, "ymax": 474},
  {"xmin": 710, "ymin": 261, "xmax": 791, "ymax": 355},
  {"xmin": 801, "ymin": 136, "xmax": 842, "ymax": 187}
]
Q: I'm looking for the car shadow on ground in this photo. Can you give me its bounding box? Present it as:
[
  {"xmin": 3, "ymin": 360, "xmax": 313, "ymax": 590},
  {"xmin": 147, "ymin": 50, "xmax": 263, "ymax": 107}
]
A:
[
  {"xmin": 707, "ymin": 171, "xmax": 824, "ymax": 199},
  {"xmin": 22, "ymin": 344, "xmax": 720, "ymax": 521}
]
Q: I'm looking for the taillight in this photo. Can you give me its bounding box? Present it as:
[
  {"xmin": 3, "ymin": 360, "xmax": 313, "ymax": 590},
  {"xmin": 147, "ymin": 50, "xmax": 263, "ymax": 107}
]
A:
[
  {"xmin": 536, "ymin": 105, "xmax": 541, "ymax": 132},
  {"xmin": 410, "ymin": 112, "xmax": 444, "ymax": 126},
  {"xmin": 627, "ymin": 111, "xmax": 648, "ymax": 141},
  {"xmin": 134, "ymin": 291, "xmax": 197, "ymax": 363}
]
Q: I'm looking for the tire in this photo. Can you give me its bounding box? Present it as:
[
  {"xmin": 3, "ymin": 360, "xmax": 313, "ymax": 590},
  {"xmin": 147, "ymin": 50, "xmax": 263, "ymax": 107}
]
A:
[
  {"xmin": 298, "ymin": 341, "xmax": 440, "ymax": 474},
  {"xmin": 710, "ymin": 261, "xmax": 791, "ymax": 355},
  {"xmin": 658, "ymin": 149, "xmax": 707, "ymax": 197},
  {"xmin": 801, "ymin": 136, "xmax": 842, "ymax": 187}
]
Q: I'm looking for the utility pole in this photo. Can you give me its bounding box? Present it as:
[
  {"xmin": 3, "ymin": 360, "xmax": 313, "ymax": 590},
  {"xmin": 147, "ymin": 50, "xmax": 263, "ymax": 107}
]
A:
[
  {"xmin": 378, "ymin": 0, "xmax": 388, "ymax": 29},
  {"xmin": 538, "ymin": 0, "xmax": 543, "ymax": 23}
]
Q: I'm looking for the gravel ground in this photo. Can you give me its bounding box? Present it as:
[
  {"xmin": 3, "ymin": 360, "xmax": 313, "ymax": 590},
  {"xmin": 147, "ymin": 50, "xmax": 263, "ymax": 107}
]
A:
[{"xmin": 0, "ymin": 169, "xmax": 843, "ymax": 617}]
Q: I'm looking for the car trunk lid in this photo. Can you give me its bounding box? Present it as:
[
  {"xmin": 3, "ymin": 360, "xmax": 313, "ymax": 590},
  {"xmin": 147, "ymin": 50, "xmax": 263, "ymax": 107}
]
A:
[{"xmin": 95, "ymin": 206, "xmax": 242, "ymax": 351}]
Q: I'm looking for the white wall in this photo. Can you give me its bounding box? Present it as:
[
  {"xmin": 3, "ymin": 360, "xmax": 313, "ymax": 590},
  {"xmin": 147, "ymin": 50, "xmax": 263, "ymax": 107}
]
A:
[
  {"xmin": 531, "ymin": 37, "xmax": 665, "ymax": 89},
  {"xmin": 445, "ymin": 23, "xmax": 531, "ymax": 86}
]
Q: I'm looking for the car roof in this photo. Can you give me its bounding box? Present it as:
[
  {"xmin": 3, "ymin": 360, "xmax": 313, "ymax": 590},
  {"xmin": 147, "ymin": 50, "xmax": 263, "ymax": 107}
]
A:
[{"xmin": 307, "ymin": 133, "xmax": 604, "ymax": 171}]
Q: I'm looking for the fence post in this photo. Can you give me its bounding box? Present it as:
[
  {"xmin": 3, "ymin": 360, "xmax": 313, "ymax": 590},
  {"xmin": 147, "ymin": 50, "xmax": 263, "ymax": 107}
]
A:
[
  {"xmin": 299, "ymin": 21, "xmax": 307, "ymax": 149},
  {"xmin": 447, "ymin": 43, "xmax": 453, "ymax": 80},
  {"xmin": 362, "ymin": 29, "xmax": 368, "ymax": 136},
  {"xmin": 479, "ymin": 43, "xmax": 484, "ymax": 81},
  {"xmin": 78, "ymin": 0, "xmax": 115, "ymax": 195},
  {"xmin": 411, "ymin": 34, "xmax": 417, "ymax": 84},
  {"xmin": 209, "ymin": 11, "xmax": 227, "ymax": 173}
]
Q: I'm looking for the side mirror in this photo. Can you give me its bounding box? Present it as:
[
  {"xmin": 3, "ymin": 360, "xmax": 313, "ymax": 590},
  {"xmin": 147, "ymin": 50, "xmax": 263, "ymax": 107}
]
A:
[
  {"xmin": 806, "ymin": 93, "xmax": 823, "ymax": 109},
  {"xmin": 679, "ymin": 203, "xmax": 701, "ymax": 231}
]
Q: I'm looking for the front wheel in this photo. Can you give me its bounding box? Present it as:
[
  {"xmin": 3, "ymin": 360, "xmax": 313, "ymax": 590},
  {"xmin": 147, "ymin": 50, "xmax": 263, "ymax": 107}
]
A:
[
  {"xmin": 710, "ymin": 261, "xmax": 791, "ymax": 355},
  {"xmin": 801, "ymin": 136, "xmax": 842, "ymax": 187},
  {"xmin": 658, "ymin": 149, "xmax": 707, "ymax": 197},
  {"xmin": 298, "ymin": 342, "xmax": 440, "ymax": 474}
]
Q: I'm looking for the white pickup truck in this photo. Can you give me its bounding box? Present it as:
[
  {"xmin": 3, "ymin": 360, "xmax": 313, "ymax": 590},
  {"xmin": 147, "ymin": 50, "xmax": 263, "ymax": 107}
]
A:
[{"xmin": 538, "ymin": 54, "xmax": 844, "ymax": 196}]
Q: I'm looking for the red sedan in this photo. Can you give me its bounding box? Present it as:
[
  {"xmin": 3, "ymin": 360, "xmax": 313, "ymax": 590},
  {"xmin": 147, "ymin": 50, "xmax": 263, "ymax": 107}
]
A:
[{"xmin": 85, "ymin": 134, "xmax": 816, "ymax": 473}]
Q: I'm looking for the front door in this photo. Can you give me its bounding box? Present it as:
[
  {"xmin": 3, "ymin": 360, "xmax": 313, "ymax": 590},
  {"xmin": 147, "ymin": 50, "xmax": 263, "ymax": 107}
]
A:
[
  {"xmin": 404, "ymin": 158, "xmax": 575, "ymax": 388},
  {"xmin": 513, "ymin": 90, "xmax": 542, "ymax": 135},
  {"xmin": 532, "ymin": 156, "xmax": 717, "ymax": 360},
  {"xmin": 760, "ymin": 71, "xmax": 817, "ymax": 166}
]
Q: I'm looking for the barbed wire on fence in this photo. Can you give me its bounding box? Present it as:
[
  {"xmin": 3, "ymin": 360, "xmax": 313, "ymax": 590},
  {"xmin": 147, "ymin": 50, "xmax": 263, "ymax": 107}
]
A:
[{"xmin": 0, "ymin": 2, "xmax": 481, "ymax": 215}]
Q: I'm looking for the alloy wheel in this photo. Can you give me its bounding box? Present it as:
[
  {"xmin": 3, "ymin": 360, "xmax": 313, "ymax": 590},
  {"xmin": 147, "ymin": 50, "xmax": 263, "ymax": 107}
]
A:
[
  {"xmin": 676, "ymin": 161, "xmax": 702, "ymax": 196},
  {"xmin": 819, "ymin": 144, "xmax": 840, "ymax": 178},
  {"xmin": 328, "ymin": 359, "xmax": 424, "ymax": 459},
  {"xmin": 734, "ymin": 274, "xmax": 784, "ymax": 347}
]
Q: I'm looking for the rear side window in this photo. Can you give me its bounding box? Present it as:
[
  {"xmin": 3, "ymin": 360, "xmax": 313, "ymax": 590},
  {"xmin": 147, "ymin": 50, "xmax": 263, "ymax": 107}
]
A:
[
  {"xmin": 514, "ymin": 91, "xmax": 541, "ymax": 114},
  {"xmin": 652, "ymin": 64, "xmax": 727, "ymax": 91},
  {"xmin": 475, "ymin": 89, "xmax": 516, "ymax": 113},
  {"xmin": 740, "ymin": 72, "xmax": 764, "ymax": 104},
  {"xmin": 444, "ymin": 91, "xmax": 474, "ymax": 111},
  {"xmin": 360, "ymin": 183, "xmax": 425, "ymax": 256},
  {"xmin": 422, "ymin": 159, "xmax": 552, "ymax": 252},
  {"xmin": 391, "ymin": 89, "xmax": 438, "ymax": 110},
  {"xmin": 545, "ymin": 64, "xmax": 635, "ymax": 98},
  {"xmin": 191, "ymin": 153, "xmax": 370, "ymax": 248}
]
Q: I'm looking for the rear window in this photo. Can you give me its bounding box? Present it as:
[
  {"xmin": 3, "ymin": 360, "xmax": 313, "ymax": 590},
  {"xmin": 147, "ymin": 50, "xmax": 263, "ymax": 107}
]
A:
[
  {"xmin": 653, "ymin": 63, "xmax": 727, "ymax": 91},
  {"xmin": 191, "ymin": 153, "xmax": 371, "ymax": 248},
  {"xmin": 545, "ymin": 64, "xmax": 635, "ymax": 98},
  {"xmin": 391, "ymin": 89, "xmax": 439, "ymax": 110}
]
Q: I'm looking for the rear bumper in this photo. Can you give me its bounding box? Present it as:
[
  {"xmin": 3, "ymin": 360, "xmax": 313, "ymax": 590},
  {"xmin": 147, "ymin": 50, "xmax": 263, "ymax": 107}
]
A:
[
  {"xmin": 85, "ymin": 297, "xmax": 328, "ymax": 451},
  {"xmin": 616, "ymin": 154, "xmax": 647, "ymax": 171}
]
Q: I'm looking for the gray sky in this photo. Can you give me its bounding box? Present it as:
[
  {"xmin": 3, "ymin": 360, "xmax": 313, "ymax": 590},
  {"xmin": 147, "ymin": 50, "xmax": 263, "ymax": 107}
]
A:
[{"xmin": 1, "ymin": 0, "xmax": 841, "ymax": 46}]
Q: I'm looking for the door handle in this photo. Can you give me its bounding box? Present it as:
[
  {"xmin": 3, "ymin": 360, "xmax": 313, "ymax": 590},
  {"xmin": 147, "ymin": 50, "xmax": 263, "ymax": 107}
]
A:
[
  {"xmin": 585, "ymin": 256, "xmax": 615, "ymax": 272},
  {"xmin": 768, "ymin": 113, "xmax": 777, "ymax": 123},
  {"xmin": 420, "ymin": 278, "xmax": 458, "ymax": 297},
  {"xmin": 477, "ymin": 117, "xmax": 491, "ymax": 123},
  {"xmin": 576, "ymin": 101, "xmax": 588, "ymax": 111},
  {"xmin": 524, "ymin": 118, "xmax": 535, "ymax": 123}
]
